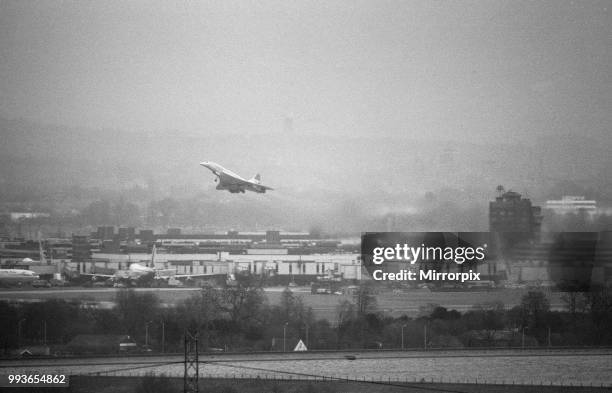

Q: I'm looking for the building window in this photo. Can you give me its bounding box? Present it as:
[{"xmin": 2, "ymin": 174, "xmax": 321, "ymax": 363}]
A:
[
  {"xmin": 289, "ymin": 264, "xmax": 292, "ymax": 274},
  {"xmin": 204, "ymin": 266, "xmax": 207, "ymax": 273}
]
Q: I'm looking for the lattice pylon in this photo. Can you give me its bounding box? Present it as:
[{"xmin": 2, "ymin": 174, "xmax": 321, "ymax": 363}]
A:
[{"xmin": 184, "ymin": 330, "xmax": 199, "ymax": 393}]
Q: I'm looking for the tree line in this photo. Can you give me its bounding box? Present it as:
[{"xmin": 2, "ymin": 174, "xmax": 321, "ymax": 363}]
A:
[{"xmin": 1, "ymin": 276, "xmax": 611, "ymax": 355}]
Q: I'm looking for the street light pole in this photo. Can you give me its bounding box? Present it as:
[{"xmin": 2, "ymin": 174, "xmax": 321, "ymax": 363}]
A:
[
  {"xmin": 161, "ymin": 320, "xmax": 165, "ymax": 353},
  {"xmin": 424, "ymin": 323, "xmax": 427, "ymax": 350},
  {"xmin": 145, "ymin": 321, "xmax": 153, "ymax": 349},
  {"xmin": 17, "ymin": 318, "xmax": 26, "ymax": 348},
  {"xmin": 283, "ymin": 322, "xmax": 288, "ymax": 352},
  {"xmin": 401, "ymin": 324, "xmax": 407, "ymax": 350}
]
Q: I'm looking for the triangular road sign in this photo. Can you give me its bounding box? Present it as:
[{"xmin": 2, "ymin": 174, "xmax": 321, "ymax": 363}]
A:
[{"xmin": 293, "ymin": 339, "xmax": 307, "ymax": 351}]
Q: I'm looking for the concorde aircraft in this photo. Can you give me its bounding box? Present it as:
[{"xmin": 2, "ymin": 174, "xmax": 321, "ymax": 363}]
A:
[{"xmin": 200, "ymin": 161, "xmax": 273, "ymax": 193}]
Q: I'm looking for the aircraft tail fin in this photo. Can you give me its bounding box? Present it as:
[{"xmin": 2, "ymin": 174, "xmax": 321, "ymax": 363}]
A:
[{"xmin": 249, "ymin": 174, "xmax": 261, "ymax": 184}]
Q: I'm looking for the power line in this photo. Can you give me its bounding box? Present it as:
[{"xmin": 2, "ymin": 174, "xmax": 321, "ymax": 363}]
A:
[
  {"xmin": 207, "ymin": 361, "xmax": 472, "ymax": 393},
  {"xmin": 3, "ymin": 359, "xmax": 183, "ymax": 368},
  {"xmin": 82, "ymin": 360, "xmax": 182, "ymax": 376}
]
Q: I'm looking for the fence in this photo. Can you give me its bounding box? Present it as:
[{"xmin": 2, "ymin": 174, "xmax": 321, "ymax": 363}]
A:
[{"xmin": 89, "ymin": 370, "xmax": 611, "ymax": 388}]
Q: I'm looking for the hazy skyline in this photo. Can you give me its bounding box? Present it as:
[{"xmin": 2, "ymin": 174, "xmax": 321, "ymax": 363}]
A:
[{"xmin": 1, "ymin": 1, "xmax": 610, "ymax": 142}]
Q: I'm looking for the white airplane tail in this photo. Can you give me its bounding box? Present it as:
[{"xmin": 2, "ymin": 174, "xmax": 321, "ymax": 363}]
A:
[{"xmin": 249, "ymin": 174, "xmax": 261, "ymax": 184}]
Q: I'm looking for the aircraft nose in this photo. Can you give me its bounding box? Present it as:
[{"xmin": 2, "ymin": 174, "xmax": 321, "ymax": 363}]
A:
[{"xmin": 200, "ymin": 161, "xmax": 208, "ymax": 167}]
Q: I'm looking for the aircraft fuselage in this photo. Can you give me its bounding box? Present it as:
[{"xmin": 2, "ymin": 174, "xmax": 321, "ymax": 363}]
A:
[
  {"xmin": 0, "ymin": 269, "xmax": 39, "ymax": 285},
  {"xmin": 200, "ymin": 161, "xmax": 272, "ymax": 194}
]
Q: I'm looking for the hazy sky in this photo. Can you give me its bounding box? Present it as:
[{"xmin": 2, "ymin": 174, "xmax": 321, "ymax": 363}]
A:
[{"xmin": 1, "ymin": 0, "xmax": 610, "ymax": 141}]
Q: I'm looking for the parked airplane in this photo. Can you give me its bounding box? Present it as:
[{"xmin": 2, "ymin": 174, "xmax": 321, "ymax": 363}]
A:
[
  {"xmin": 200, "ymin": 161, "xmax": 273, "ymax": 193},
  {"xmin": 0, "ymin": 269, "xmax": 39, "ymax": 286},
  {"xmin": 81, "ymin": 263, "xmax": 166, "ymax": 281},
  {"xmin": 80, "ymin": 245, "xmax": 217, "ymax": 283}
]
